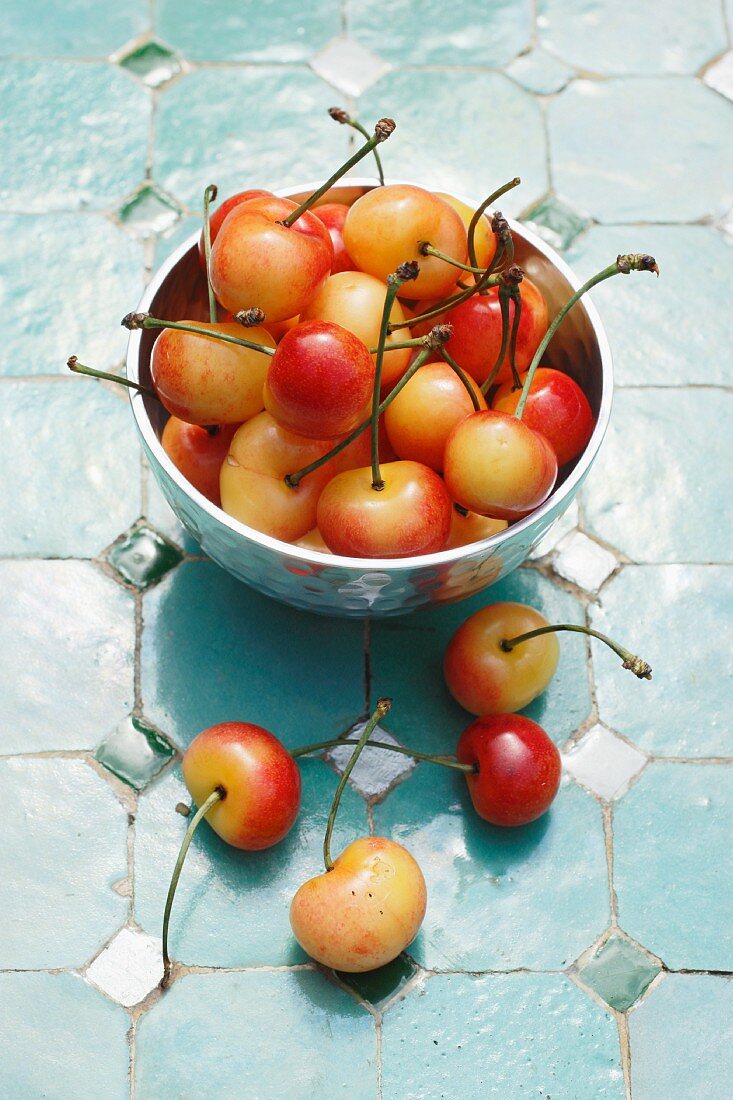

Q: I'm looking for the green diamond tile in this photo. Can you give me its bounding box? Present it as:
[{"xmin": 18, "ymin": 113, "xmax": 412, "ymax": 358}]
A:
[
  {"xmin": 523, "ymin": 194, "xmax": 591, "ymax": 251},
  {"xmin": 107, "ymin": 526, "xmax": 183, "ymax": 588},
  {"xmin": 577, "ymin": 935, "xmax": 661, "ymax": 1012},
  {"xmin": 117, "ymin": 185, "xmax": 182, "ymax": 238},
  {"xmin": 95, "ymin": 715, "xmax": 176, "ymax": 789},
  {"xmin": 337, "ymin": 953, "xmax": 417, "ymax": 1009},
  {"xmin": 118, "ymin": 39, "xmax": 182, "ymax": 88}
]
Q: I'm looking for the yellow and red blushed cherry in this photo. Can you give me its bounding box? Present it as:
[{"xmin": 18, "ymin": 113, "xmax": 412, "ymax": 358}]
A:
[
  {"xmin": 290, "ymin": 836, "xmax": 427, "ymax": 972},
  {"xmin": 312, "ymin": 203, "xmax": 357, "ymax": 274},
  {"xmin": 317, "ymin": 460, "xmax": 453, "ymax": 558},
  {"xmin": 343, "ymin": 184, "xmax": 468, "ymax": 300},
  {"xmin": 150, "ymin": 322, "xmax": 275, "ymax": 426},
  {"xmin": 433, "ymin": 192, "xmax": 496, "ymax": 270},
  {"xmin": 443, "ymin": 410, "xmax": 557, "ymax": 520},
  {"xmin": 196, "ymin": 188, "xmax": 272, "ymax": 267},
  {"xmin": 161, "ymin": 418, "xmax": 238, "ymax": 506},
  {"xmin": 264, "ymin": 320, "xmax": 375, "ymax": 439},
  {"xmin": 493, "ymin": 367, "xmax": 594, "ymax": 467},
  {"xmin": 446, "ymin": 507, "xmax": 508, "ymax": 549},
  {"xmin": 444, "ymin": 602, "xmax": 560, "ymax": 715},
  {"xmin": 457, "ymin": 714, "xmax": 561, "ymax": 826},
  {"xmin": 209, "ymin": 195, "xmax": 334, "ymax": 322},
  {"xmin": 300, "ymin": 271, "xmax": 413, "ymax": 390},
  {"xmin": 220, "ymin": 412, "xmax": 336, "ymax": 542},
  {"xmin": 384, "ymin": 359, "xmax": 486, "ymax": 472}
]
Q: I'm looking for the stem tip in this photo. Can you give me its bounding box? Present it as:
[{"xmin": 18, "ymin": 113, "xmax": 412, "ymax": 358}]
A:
[
  {"xmin": 235, "ymin": 307, "xmax": 266, "ymax": 327},
  {"xmin": 122, "ymin": 311, "xmax": 148, "ymax": 330},
  {"xmin": 374, "ymin": 118, "xmax": 396, "ymax": 142},
  {"xmin": 328, "ymin": 106, "xmax": 351, "ymax": 125},
  {"xmin": 623, "ymin": 656, "xmax": 653, "ymax": 680},
  {"xmin": 617, "ymin": 253, "xmax": 659, "ymax": 276}
]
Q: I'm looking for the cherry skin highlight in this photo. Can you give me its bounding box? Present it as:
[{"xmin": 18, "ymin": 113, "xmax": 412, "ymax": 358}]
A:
[
  {"xmin": 209, "ymin": 195, "xmax": 334, "ymax": 322},
  {"xmin": 444, "ymin": 601, "xmax": 560, "ymax": 715},
  {"xmin": 290, "ymin": 836, "xmax": 427, "ymax": 971},
  {"xmin": 312, "ymin": 203, "xmax": 357, "ymax": 274},
  {"xmin": 317, "ymin": 460, "xmax": 453, "ymax": 558},
  {"xmin": 197, "ymin": 188, "xmax": 272, "ymax": 267},
  {"xmin": 492, "ymin": 367, "xmax": 594, "ymax": 467},
  {"xmin": 264, "ymin": 320, "xmax": 375, "ymax": 439},
  {"xmin": 161, "ymin": 418, "xmax": 238, "ymax": 506},
  {"xmin": 443, "ymin": 410, "xmax": 557, "ymax": 520},
  {"xmin": 150, "ymin": 322, "xmax": 276, "ymax": 426},
  {"xmin": 182, "ymin": 722, "xmax": 301, "ymax": 849},
  {"xmin": 457, "ymin": 714, "xmax": 561, "ymax": 826}
]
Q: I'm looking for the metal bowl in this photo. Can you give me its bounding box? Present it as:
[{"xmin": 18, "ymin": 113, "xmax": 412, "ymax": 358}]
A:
[{"xmin": 126, "ymin": 178, "xmax": 612, "ymax": 617}]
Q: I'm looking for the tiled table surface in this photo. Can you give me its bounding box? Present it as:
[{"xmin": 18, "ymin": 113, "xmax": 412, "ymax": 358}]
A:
[{"xmin": 2, "ymin": 1, "xmax": 732, "ymax": 1097}]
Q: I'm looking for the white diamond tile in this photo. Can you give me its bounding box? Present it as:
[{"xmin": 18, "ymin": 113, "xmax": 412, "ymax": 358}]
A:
[
  {"xmin": 326, "ymin": 722, "xmax": 415, "ymax": 798},
  {"xmin": 553, "ymin": 530, "xmax": 618, "ymax": 591},
  {"xmin": 529, "ymin": 500, "xmax": 579, "ymax": 560},
  {"xmin": 563, "ymin": 723, "xmax": 647, "ymax": 801},
  {"xmin": 85, "ymin": 926, "xmax": 163, "ymax": 1006},
  {"xmin": 310, "ymin": 37, "xmax": 391, "ymax": 97},
  {"xmin": 703, "ymin": 52, "xmax": 733, "ymax": 102}
]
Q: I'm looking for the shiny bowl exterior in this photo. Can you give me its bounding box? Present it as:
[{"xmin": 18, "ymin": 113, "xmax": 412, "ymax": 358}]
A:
[{"xmin": 126, "ymin": 178, "xmax": 612, "ymax": 617}]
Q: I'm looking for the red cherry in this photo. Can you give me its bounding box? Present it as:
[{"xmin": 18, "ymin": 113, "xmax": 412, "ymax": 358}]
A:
[
  {"xmin": 161, "ymin": 418, "xmax": 238, "ymax": 506},
  {"xmin": 492, "ymin": 367, "xmax": 594, "ymax": 467},
  {"xmin": 197, "ymin": 189, "xmax": 272, "ymax": 268},
  {"xmin": 264, "ymin": 320, "xmax": 375, "ymax": 439},
  {"xmin": 312, "ymin": 203, "xmax": 357, "ymax": 274},
  {"xmin": 456, "ymin": 714, "xmax": 561, "ymax": 826}
]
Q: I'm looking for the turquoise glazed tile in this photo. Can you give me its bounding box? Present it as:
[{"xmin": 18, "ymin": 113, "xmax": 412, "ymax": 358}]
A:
[
  {"xmin": 0, "ymin": 0, "xmax": 147, "ymax": 58},
  {"xmin": 134, "ymin": 761, "xmax": 367, "ymax": 967},
  {"xmin": 522, "ymin": 193, "xmax": 591, "ymax": 250},
  {"xmin": 370, "ymin": 569, "xmax": 591, "ymax": 756},
  {"xmin": 154, "ymin": 68, "xmax": 349, "ymax": 209},
  {"xmin": 107, "ymin": 525, "xmax": 183, "ymax": 588},
  {"xmin": 549, "ymin": 79, "xmax": 733, "ymax": 221},
  {"xmin": 374, "ymin": 767, "xmax": 609, "ymax": 971},
  {"xmin": 117, "ymin": 184, "xmax": 182, "ymax": 238},
  {"xmin": 118, "ymin": 40, "xmax": 182, "ymax": 89},
  {"xmin": 0, "ymin": 758, "xmax": 128, "ymax": 968},
  {"xmin": 156, "ymin": 0, "xmax": 340, "ymax": 62},
  {"xmin": 0, "ymin": 62, "xmax": 149, "ymax": 213},
  {"xmin": 577, "ymin": 934, "xmax": 661, "ymax": 1011},
  {"xmin": 357, "ymin": 70, "xmax": 548, "ymax": 214},
  {"xmin": 0, "ymin": 972, "xmax": 129, "ymax": 1100},
  {"xmin": 0, "ymin": 214, "xmax": 143, "ymax": 376},
  {"xmin": 381, "ymin": 973, "xmax": 624, "ymax": 1099},
  {"xmin": 590, "ymin": 566, "xmax": 732, "ymax": 756},
  {"xmin": 0, "ymin": 381, "xmax": 142, "ymax": 557},
  {"xmin": 136, "ymin": 970, "xmax": 376, "ymax": 1098},
  {"xmin": 565, "ymin": 225, "xmax": 733, "ymax": 386},
  {"xmin": 95, "ymin": 716, "xmax": 176, "ymax": 789},
  {"xmin": 349, "ymin": 0, "xmax": 533, "ymax": 67},
  {"xmin": 614, "ymin": 763, "xmax": 733, "ymax": 970},
  {"xmin": 338, "ymin": 953, "xmax": 416, "ymax": 1009},
  {"xmin": 506, "ymin": 47, "xmax": 574, "ymax": 94},
  {"xmin": 0, "ymin": 561, "xmax": 134, "ymax": 753},
  {"xmin": 538, "ymin": 0, "xmax": 726, "ymax": 75},
  {"xmin": 141, "ymin": 560, "xmax": 365, "ymax": 750},
  {"xmin": 152, "ymin": 213, "xmax": 200, "ymax": 269},
  {"xmin": 630, "ymin": 974, "xmax": 733, "ymax": 1099},
  {"xmin": 581, "ymin": 389, "xmax": 732, "ymax": 563}
]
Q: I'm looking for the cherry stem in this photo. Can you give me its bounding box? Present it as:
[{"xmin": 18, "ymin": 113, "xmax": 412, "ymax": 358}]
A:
[
  {"xmin": 328, "ymin": 108, "xmax": 385, "ymax": 185},
  {"xmin": 389, "ymin": 261, "xmax": 504, "ymax": 333},
  {"xmin": 508, "ymin": 285, "xmax": 522, "ymax": 389},
  {"xmin": 514, "ymin": 253, "xmax": 659, "ymax": 420},
  {"xmin": 292, "ymin": 737, "xmax": 475, "ymax": 773},
  {"xmin": 202, "ymin": 184, "xmax": 218, "ymax": 325},
  {"xmin": 122, "ymin": 314, "xmax": 275, "ymax": 356},
  {"xmin": 440, "ymin": 347, "xmax": 481, "ymax": 411},
  {"xmin": 67, "ymin": 356, "xmax": 157, "ymax": 398},
  {"xmin": 480, "ymin": 285, "xmax": 511, "ymax": 396},
  {"xmin": 281, "ymin": 118, "xmax": 396, "ymax": 228},
  {"xmin": 323, "ymin": 699, "xmax": 392, "ymax": 872},
  {"xmin": 467, "ymin": 177, "xmax": 521, "ymax": 269},
  {"xmin": 284, "ymin": 331, "xmax": 450, "ymax": 489},
  {"xmin": 372, "ymin": 266, "xmax": 418, "ymax": 488},
  {"xmin": 418, "ymin": 242, "xmax": 485, "ymax": 274},
  {"xmin": 501, "ymin": 623, "xmax": 652, "ymax": 679},
  {"xmin": 161, "ymin": 787, "xmax": 223, "ymax": 988}
]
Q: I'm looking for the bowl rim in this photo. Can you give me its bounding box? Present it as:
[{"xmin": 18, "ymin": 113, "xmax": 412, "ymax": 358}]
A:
[{"xmin": 126, "ymin": 176, "xmax": 613, "ymax": 571}]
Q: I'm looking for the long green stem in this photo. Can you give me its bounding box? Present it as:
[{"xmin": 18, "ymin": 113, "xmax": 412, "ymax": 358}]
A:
[
  {"xmin": 67, "ymin": 356, "xmax": 156, "ymax": 398},
  {"xmin": 323, "ymin": 700, "xmax": 392, "ymax": 871},
  {"xmin": 440, "ymin": 348, "xmax": 480, "ymax": 411},
  {"xmin": 161, "ymin": 787, "xmax": 223, "ymax": 988},
  {"xmin": 419, "ymin": 242, "xmax": 485, "ymax": 274},
  {"xmin": 121, "ymin": 314, "xmax": 275, "ymax": 356},
  {"xmin": 501, "ymin": 623, "xmax": 652, "ymax": 679},
  {"xmin": 467, "ymin": 177, "xmax": 521, "ymax": 269},
  {"xmin": 480, "ymin": 285, "xmax": 511, "ymax": 396},
  {"xmin": 328, "ymin": 108, "xmax": 385, "ymax": 185},
  {"xmin": 282, "ymin": 118, "xmax": 395, "ymax": 228},
  {"xmin": 293, "ymin": 736, "xmax": 475, "ymax": 773},
  {"xmin": 507, "ymin": 285, "xmax": 522, "ymax": 390},
  {"xmin": 514, "ymin": 253, "xmax": 659, "ymax": 419},
  {"xmin": 202, "ymin": 184, "xmax": 218, "ymax": 324},
  {"xmin": 388, "ymin": 261, "xmax": 504, "ymax": 333},
  {"xmin": 371, "ymin": 267, "xmax": 417, "ymax": 487}
]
